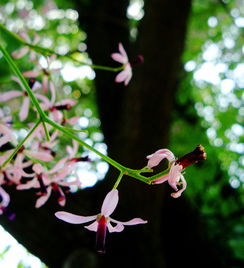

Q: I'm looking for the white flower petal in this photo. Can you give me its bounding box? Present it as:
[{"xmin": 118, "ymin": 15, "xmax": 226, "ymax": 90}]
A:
[
  {"xmin": 84, "ymin": 221, "xmax": 98, "ymax": 232},
  {"xmin": 55, "ymin": 211, "xmax": 97, "ymax": 224},
  {"xmin": 101, "ymin": 189, "xmax": 119, "ymax": 217}
]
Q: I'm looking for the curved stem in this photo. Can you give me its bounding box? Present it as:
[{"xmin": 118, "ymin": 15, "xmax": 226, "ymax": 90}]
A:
[
  {"xmin": 42, "ymin": 121, "xmax": 50, "ymax": 141},
  {"xmin": 0, "ymin": 24, "xmax": 122, "ymax": 72},
  {"xmin": 113, "ymin": 172, "xmax": 124, "ymax": 189},
  {"xmin": 0, "ymin": 40, "xmax": 162, "ymax": 185},
  {"xmin": 1, "ymin": 119, "xmax": 41, "ymax": 168},
  {"xmin": 0, "ymin": 43, "xmax": 46, "ymax": 119},
  {"xmin": 44, "ymin": 115, "xmax": 125, "ymax": 171}
]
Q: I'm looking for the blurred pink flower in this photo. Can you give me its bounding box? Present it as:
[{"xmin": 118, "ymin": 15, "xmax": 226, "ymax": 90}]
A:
[
  {"xmin": 111, "ymin": 43, "xmax": 132, "ymax": 86},
  {"xmin": 0, "ymin": 186, "xmax": 10, "ymax": 215},
  {"xmin": 0, "ymin": 76, "xmax": 47, "ymax": 121},
  {"xmin": 23, "ymin": 54, "xmax": 60, "ymax": 93},
  {"xmin": 4, "ymin": 153, "xmax": 34, "ymax": 184},
  {"xmin": 12, "ymin": 32, "xmax": 40, "ymax": 61},
  {"xmin": 40, "ymin": 98, "xmax": 77, "ymax": 123},
  {"xmin": 0, "ymin": 124, "xmax": 17, "ymax": 147},
  {"xmin": 17, "ymin": 161, "xmax": 80, "ymax": 208},
  {"xmin": 55, "ymin": 189, "xmax": 147, "ymax": 253}
]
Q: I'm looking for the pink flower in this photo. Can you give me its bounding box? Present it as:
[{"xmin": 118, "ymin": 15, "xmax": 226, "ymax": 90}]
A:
[
  {"xmin": 0, "ymin": 124, "xmax": 17, "ymax": 147},
  {"xmin": 147, "ymin": 148, "xmax": 186, "ymax": 198},
  {"xmin": 0, "ymin": 186, "xmax": 15, "ymax": 220},
  {"xmin": 146, "ymin": 149, "xmax": 175, "ymax": 169},
  {"xmin": 17, "ymin": 161, "xmax": 80, "ymax": 208},
  {"xmin": 40, "ymin": 98, "xmax": 77, "ymax": 123},
  {"xmin": 0, "ymin": 186, "xmax": 10, "ymax": 215},
  {"xmin": 0, "ymin": 76, "xmax": 46, "ymax": 121},
  {"xmin": 152, "ymin": 163, "xmax": 186, "ymax": 198},
  {"xmin": 23, "ymin": 54, "xmax": 60, "ymax": 93},
  {"xmin": 55, "ymin": 189, "xmax": 147, "ymax": 253},
  {"xmin": 12, "ymin": 32, "xmax": 40, "ymax": 61},
  {"xmin": 4, "ymin": 153, "xmax": 34, "ymax": 184},
  {"xmin": 111, "ymin": 43, "xmax": 132, "ymax": 86},
  {"xmin": 0, "ymin": 108, "xmax": 12, "ymax": 126},
  {"xmin": 147, "ymin": 145, "xmax": 206, "ymax": 198}
]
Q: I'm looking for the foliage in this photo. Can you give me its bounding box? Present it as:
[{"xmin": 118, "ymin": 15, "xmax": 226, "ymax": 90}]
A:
[{"xmin": 171, "ymin": 0, "xmax": 244, "ymax": 265}]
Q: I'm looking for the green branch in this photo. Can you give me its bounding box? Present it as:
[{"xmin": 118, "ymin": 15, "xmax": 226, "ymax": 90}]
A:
[
  {"xmin": 0, "ymin": 43, "xmax": 46, "ymax": 119},
  {"xmin": 0, "ymin": 24, "xmax": 123, "ymax": 72},
  {"xmin": 0, "ymin": 40, "xmax": 164, "ymax": 185},
  {"xmin": 1, "ymin": 119, "xmax": 41, "ymax": 168}
]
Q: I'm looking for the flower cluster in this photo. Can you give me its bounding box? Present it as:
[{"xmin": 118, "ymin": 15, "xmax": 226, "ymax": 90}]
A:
[
  {"xmin": 0, "ymin": 29, "xmax": 207, "ymax": 254},
  {"xmin": 0, "ymin": 38, "xmax": 89, "ymax": 213}
]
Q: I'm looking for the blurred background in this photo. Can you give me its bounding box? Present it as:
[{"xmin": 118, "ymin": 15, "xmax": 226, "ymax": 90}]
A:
[{"xmin": 0, "ymin": 0, "xmax": 243, "ymax": 267}]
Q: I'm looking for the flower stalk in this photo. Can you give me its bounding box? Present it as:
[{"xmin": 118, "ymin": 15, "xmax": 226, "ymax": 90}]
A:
[
  {"xmin": 0, "ymin": 24, "xmax": 122, "ymax": 72},
  {"xmin": 1, "ymin": 119, "xmax": 41, "ymax": 168}
]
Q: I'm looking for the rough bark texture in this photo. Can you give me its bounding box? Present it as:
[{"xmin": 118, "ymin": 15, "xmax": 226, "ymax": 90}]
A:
[{"xmin": 0, "ymin": 0, "xmax": 226, "ymax": 268}]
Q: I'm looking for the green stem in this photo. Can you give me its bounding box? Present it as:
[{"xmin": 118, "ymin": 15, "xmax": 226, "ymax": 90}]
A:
[
  {"xmin": 0, "ymin": 24, "xmax": 122, "ymax": 72},
  {"xmin": 147, "ymin": 168, "xmax": 170, "ymax": 182},
  {"xmin": 45, "ymin": 116, "xmax": 151, "ymax": 184},
  {"xmin": 44, "ymin": 116, "xmax": 125, "ymax": 170},
  {"xmin": 42, "ymin": 121, "xmax": 50, "ymax": 141},
  {"xmin": 0, "ymin": 37, "xmax": 160, "ymax": 185},
  {"xmin": 0, "ymin": 43, "xmax": 46, "ymax": 119},
  {"xmin": 1, "ymin": 119, "xmax": 41, "ymax": 168},
  {"xmin": 113, "ymin": 172, "xmax": 124, "ymax": 189}
]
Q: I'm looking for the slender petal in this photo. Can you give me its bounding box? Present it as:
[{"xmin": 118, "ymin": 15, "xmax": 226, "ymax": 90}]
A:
[
  {"xmin": 47, "ymin": 158, "xmax": 67, "ymax": 174},
  {"xmin": 55, "ymin": 211, "xmax": 97, "ymax": 224},
  {"xmin": 66, "ymin": 116, "xmax": 79, "ymax": 125},
  {"xmin": 124, "ymin": 68, "xmax": 133, "ymax": 86},
  {"xmin": 57, "ymin": 187, "xmax": 66, "ymax": 207},
  {"xmin": 0, "ymin": 91, "xmax": 22, "ymax": 101},
  {"xmin": 0, "ymin": 186, "xmax": 10, "ymax": 207},
  {"xmin": 152, "ymin": 173, "xmax": 171, "ymax": 184},
  {"xmin": 118, "ymin": 43, "xmax": 128, "ymax": 60},
  {"xmin": 19, "ymin": 97, "xmax": 30, "ymax": 121},
  {"xmin": 35, "ymin": 186, "xmax": 52, "ymax": 208},
  {"xmin": 110, "ymin": 217, "xmax": 148, "ymax": 226},
  {"xmin": 66, "ymin": 140, "xmax": 78, "ymax": 158},
  {"xmin": 147, "ymin": 149, "xmax": 175, "ymax": 168},
  {"xmin": 0, "ymin": 150, "xmax": 13, "ymax": 165},
  {"xmin": 42, "ymin": 75, "xmax": 49, "ymax": 93},
  {"xmin": 16, "ymin": 179, "xmax": 39, "ymax": 190},
  {"xmin": 168, "ymin": 164, "xmax": 183, "ymax": 191},
  {"xmin": 115, "ymin": 69, "xmax": 129, "ymax": 83},
  {"xmin": 107, "ymin": 222, "xmax": 124, "ymax": 233},
  {"xmin": 11, "ymin": 76, "xmax": 26, "ymax": 92},
  {"xmin": 23, "ymin": 70, "xmax": 41, "ymax": 77},
  {"xmin": 32, "ymin": 81, "xmax": 42, "ymax": 91},
  {"xmin": 12, "ymin": 47, "xmax": 29, "ymax": 58},
  {"xmin": 0, "ymin": 135, "xmax": 11, "ymax": 147},
  {"xmin": 35, "ymin": 94, "xmax": 51, "ymax": 107},
  {"xmin": 111, "ymin": 53, "xmax": 127, "ymax": 64},
  {"xmin": 101, "ymin": 189, "xmax": 119, "ymax": 217},
  {"xmin": 171, "ymin": 174, "xmax": 187, "ymax": 198},
  {"xmin": 49, "ymin": 81, "xmax": 56, "ymax": 104},
  {"xmin": 111, "ymin": 43, "xmax": 128, "ymax": 64},
  {"xmin": 84, "ymin": 221, "xmax": 98, "ymax": 232},
  {"xmin": 25, "ymin": 150, "xmax": 53, "ymax": 162}
]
